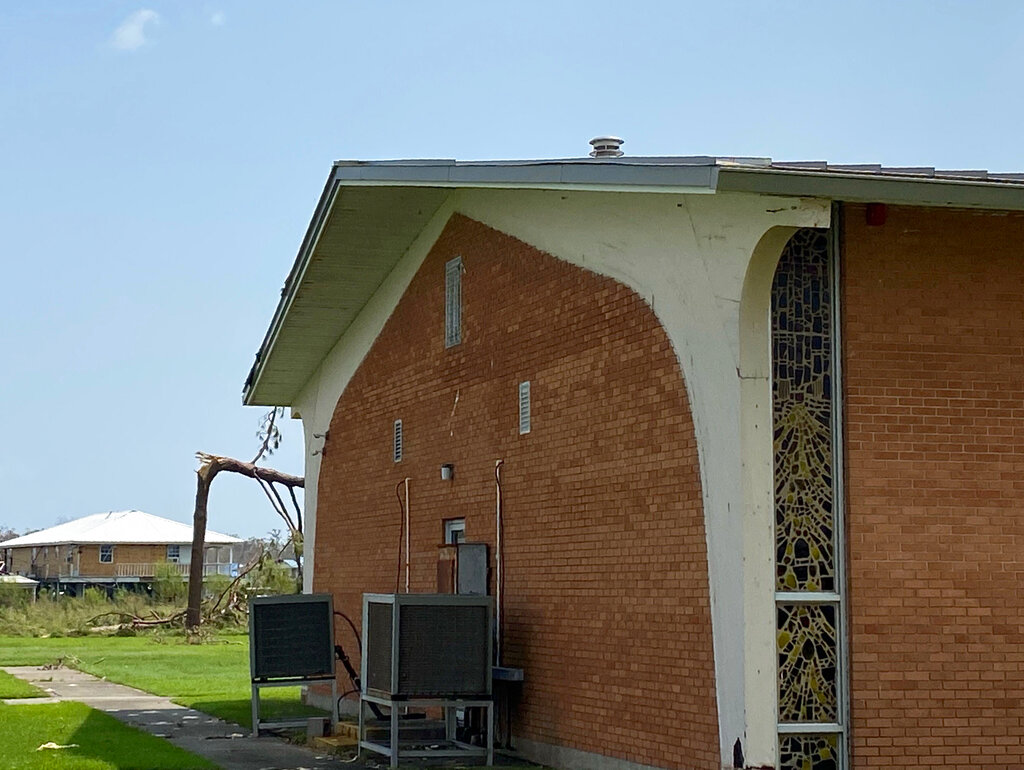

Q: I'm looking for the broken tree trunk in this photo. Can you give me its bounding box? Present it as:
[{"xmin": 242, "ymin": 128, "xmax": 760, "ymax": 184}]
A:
[{"xmin": 185, "ymin": 452, "xmax": 304, "ymax": 631}]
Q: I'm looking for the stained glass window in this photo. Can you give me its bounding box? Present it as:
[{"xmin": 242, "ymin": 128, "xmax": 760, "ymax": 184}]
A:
[
  {"xmin": 772, "ymin": 228, "xmax": 834, "ymax": 594},
  {"xmin": 777, "ymin": 603, "xmax": 838, "ymax": 722},
  {"xmin": 772, "ymin": 227, "xmax": 843, "ymax": 768},
  {"xmin": 779, "ymin": 733, "xmax": 838, "ymax": 770}
]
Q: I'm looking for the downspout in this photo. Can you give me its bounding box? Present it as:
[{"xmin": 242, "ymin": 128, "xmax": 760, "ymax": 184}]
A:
[
  {"xmin": 495, "ymin": 460, "xmax": 505, "ymax": 665},
  {"xmin": 404, "ymin": 478, "xmax": 411, "ymax": 593}
]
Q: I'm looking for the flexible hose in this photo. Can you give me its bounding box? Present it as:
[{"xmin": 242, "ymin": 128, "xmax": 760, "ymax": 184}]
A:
[
  {"xmin": 495, "ymin": 459, "xmax": 505, "ymax": 666},
  {"xmin": 394, "ymin": 480, "xmax": 405, "ymax": 593}
]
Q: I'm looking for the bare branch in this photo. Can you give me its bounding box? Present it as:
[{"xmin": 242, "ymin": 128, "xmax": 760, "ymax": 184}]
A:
[
  {"xmin": 205, "ymin": 547, "xmax": 267, "ymax": 616},
  {"xmin": 255, "ymin": 475, "xmax": 296, "ymax": 533},
  {"xmin": 252, "ymin": 407, "xmax": 283, "ymax": 465},
  {"xmin": 266, "ymin": 482, "xmax": 294, "ymax": 532},
  {"xmin": 287, "ymin": 486, "xmax": 303, "ymax": 533}
]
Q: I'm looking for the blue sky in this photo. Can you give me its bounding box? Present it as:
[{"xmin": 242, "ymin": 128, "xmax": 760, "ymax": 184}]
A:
[{"xmin": 2, "ymin": 1, "xmax": 1022, "ymax": 538}]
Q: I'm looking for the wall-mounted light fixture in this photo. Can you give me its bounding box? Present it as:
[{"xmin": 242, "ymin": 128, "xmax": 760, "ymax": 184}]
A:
[{"xmin": 440, "ymin": 463, "xmax": 455, "ymax": 481}]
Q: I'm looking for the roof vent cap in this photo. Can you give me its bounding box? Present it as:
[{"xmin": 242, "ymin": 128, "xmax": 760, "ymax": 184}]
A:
[{"xmin": 589, "ymin": 136, "xmax": 624, "ymax": 158}]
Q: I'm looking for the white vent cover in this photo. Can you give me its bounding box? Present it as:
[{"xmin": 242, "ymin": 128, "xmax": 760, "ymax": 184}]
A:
[
  {"xmin": 589, "ymin": 136, "xmax": 624, "ymax": 158},
  {"xmin": 518, "ymin": 381, "xmax": 531, "ymax": 435},
  {"xmin": 393, "ymin": 419, "xmax": 403, "ymax": 463}
]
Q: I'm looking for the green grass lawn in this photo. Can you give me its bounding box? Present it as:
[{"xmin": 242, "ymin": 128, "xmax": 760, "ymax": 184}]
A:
[
  {"xmin": 0, "ymin": 701, "xmax": 217, "ymax": 769},
  {"xmin": 0, "ymin": 634, "xmax": 545, "ymax": 769},
  {"xmin": 0, "ymin": 634, "xmax": 327, "ymax": 728},
  {"xmin": 0, "ymin": 669, "xmax": 44, "ymax": 698}
]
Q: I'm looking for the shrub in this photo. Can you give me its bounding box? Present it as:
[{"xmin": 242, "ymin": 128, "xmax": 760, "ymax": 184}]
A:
[
  {"xmin": 152, "ymin": 563, "xmax": 189, "ymax": 605},
  {"xmin": 247, "ymin": 557, "xmax": 299, "ymax": 596},
  {"xmin": 0, "ymin": 590, "xmax": 189, "ymax": 637},
  {"xmin": 203, "ymin": 573, "xmax": 232, "ymax": 599},
  {"xmin": 0, "ymin": 583, "xmax": 31, "ymax": 609}
]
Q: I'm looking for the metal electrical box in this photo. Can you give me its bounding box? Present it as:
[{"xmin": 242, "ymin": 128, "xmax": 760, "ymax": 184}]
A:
[
  {"xmin": 362, "ymin": 593, "xmax": 492, "ymax": 700},
  {"xmin": 457, "ymin": 542, "xmax": 489, "ymax": 596}
]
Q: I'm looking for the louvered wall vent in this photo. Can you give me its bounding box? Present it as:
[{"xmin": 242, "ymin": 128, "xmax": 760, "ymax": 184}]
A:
[
  {"xmin": 519, "ymin": 381, "xmax": 531, "ymax": 434},
  {"xmin": 445, "ymin": 257, "xmax": 462, "ymax": 347},
  {"xmin": 393, "ymin": 419, "xmax": 403, "ymax": 463}
]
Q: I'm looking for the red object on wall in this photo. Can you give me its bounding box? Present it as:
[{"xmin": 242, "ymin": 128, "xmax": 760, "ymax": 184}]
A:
[{"xmin": 865, "ymin": 202, "xmax": 888, "ymax": 226}]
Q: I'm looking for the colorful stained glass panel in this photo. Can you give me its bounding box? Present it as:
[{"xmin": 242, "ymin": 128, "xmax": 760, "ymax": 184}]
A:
[
  {"xmin": 772, "ymin": 228, "xmax": 835, "ymax": 592},
  {"xmin": 777, "ymin": 603, "xmax": 838, "ymax": 722},
  {"xmin": 779, "ymin": 733, "xmax": 838, "ymax": 770}
]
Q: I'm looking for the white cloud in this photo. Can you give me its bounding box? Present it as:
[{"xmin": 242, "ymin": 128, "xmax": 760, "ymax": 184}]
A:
[
  {"xmin": 111, "ymin": 9, "xmax": 161, "ymax": 51},
  {"xmin": 209, "ymin": 10, "xmax": 226, "ymax": 27}
]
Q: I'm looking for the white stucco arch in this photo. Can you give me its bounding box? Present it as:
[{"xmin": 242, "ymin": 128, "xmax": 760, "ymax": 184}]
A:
[
  {"xmin": 292, "ymin": 188, "xmax": 830, "ymax": 768},
  {"xmin": 738, "ymin": 225, "xmax": 803, "ymax": 767}
]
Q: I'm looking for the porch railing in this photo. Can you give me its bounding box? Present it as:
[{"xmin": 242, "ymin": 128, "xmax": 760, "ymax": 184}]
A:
[{"xmin": 114, "ymin": 563, "xmax": 235, "ymax": 578}]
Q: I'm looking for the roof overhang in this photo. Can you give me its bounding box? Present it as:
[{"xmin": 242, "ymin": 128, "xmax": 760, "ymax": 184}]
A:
[
  {"xmin": 717, "ymin": 166, "xmax": 1024, "ymax": 211},
  {"xmin": 244, "ymin": 157, "xmax": 1024, "ymax": 407}
]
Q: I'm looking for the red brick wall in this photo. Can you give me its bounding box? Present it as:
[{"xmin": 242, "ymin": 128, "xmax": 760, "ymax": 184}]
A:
[
  {"xmin": 315, "ymin": 214, "xmax": 719, "ymax": 768},
  {"xmin": 843, "ymin": 203, "xmax": 1024, "ymax": 767}
]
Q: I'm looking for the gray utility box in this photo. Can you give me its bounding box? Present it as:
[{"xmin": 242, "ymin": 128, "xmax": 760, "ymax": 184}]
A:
[{"xmin": 362, "ymin": 593, "xmax": 492, "ymax": 700}]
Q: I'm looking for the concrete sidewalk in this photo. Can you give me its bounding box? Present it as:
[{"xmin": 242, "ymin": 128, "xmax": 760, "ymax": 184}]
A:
[{"xmin": 2, "ymin": 665, "xmax": 360, "ymax": 769}]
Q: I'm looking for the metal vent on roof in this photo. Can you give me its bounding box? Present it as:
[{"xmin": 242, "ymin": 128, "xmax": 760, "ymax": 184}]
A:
[
  {"xmin": 393, "ymin": 419, "xmax": 403, "ymax": 463},
  {"xmin": 589, "ymin": 136, "xmax": 624, "ymax": 158}
]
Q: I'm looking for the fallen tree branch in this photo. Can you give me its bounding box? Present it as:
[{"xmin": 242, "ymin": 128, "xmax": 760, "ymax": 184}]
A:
[{"xmin": 85, "ymin": 609, "xmax": 186, "ymax": 628}]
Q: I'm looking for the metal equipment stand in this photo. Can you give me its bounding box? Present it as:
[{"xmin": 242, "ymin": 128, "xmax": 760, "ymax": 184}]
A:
[
  {"xmin": 251, "ymin": 675, "xmax": 337, "ymax": 737},
  {"xmin": 358, "ymin": 692, "xmax": 493, "ymax": 768}
]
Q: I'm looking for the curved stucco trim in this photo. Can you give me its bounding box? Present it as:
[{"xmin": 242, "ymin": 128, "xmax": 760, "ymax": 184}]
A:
[
  {"xmin": 292, "ymin": 187, "xmax": 830, "ymax": 766},
  {"xmin": 455, "ymin": 189, "xmax": 829, "ymax": 765},
  {"xmin": 738, "ymin": 226, "xmax": 802, "ymax": 767}
]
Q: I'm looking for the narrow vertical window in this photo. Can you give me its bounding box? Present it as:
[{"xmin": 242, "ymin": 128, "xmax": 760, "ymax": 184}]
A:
[
  {"xmin": 772, "ymin": 227, "xmax": 845, "ymax": 770},
  {"xmin": 518, "ymin": 381, "xmax": 531, "ymax": 435},
  {"xmin": 445, "ymin": 257, "xmax": 462, "ymax": 348},
  {"xmin": 393, "ymin": 419, "xmax": 403, "ymax": 463}
]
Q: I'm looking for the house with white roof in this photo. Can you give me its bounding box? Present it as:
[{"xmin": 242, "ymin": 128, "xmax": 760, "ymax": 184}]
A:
[{"xmin": 0, "ymin": 510, "xmax": 241, "ymax": 593}]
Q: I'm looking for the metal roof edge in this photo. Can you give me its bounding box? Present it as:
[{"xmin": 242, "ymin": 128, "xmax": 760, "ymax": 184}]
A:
[
  {"xmin": 333, "ymin": 155, "xmax": 744, "ymax": 168},
  {"xmin": 330, "ymin": 159, "xmax": 719, "ymax": 189},
  {"xmin": 243, "ymin": 168, "xmax": 341, "ymax": 405},
  {"xmin": 716, "ymin": 167, "xmax": 1024, "ymax": 210}
]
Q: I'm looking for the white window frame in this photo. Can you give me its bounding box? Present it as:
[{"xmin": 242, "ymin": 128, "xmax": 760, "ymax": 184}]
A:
[
  {"xmin": 444, "ymin": 518, "xmax": 466, "ymax": 545},
  {"xmin": 166, "ymin": 544, "xmax": 181, "ymax": 563},
  {"xmin": 99, "ymin": 544, "xmax": 113, "ymax": 563}
]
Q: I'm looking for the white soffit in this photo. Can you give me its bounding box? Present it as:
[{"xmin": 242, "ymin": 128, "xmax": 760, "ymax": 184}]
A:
[{"xmin": 245, "ymin": 184, "xmax": 450, "ymax": 406}]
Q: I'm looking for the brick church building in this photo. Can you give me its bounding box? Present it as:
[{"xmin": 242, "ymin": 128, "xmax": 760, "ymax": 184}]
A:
[{"xmin": 244, "ymin": 146, "xmax": 1024, "ymax": 769}]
